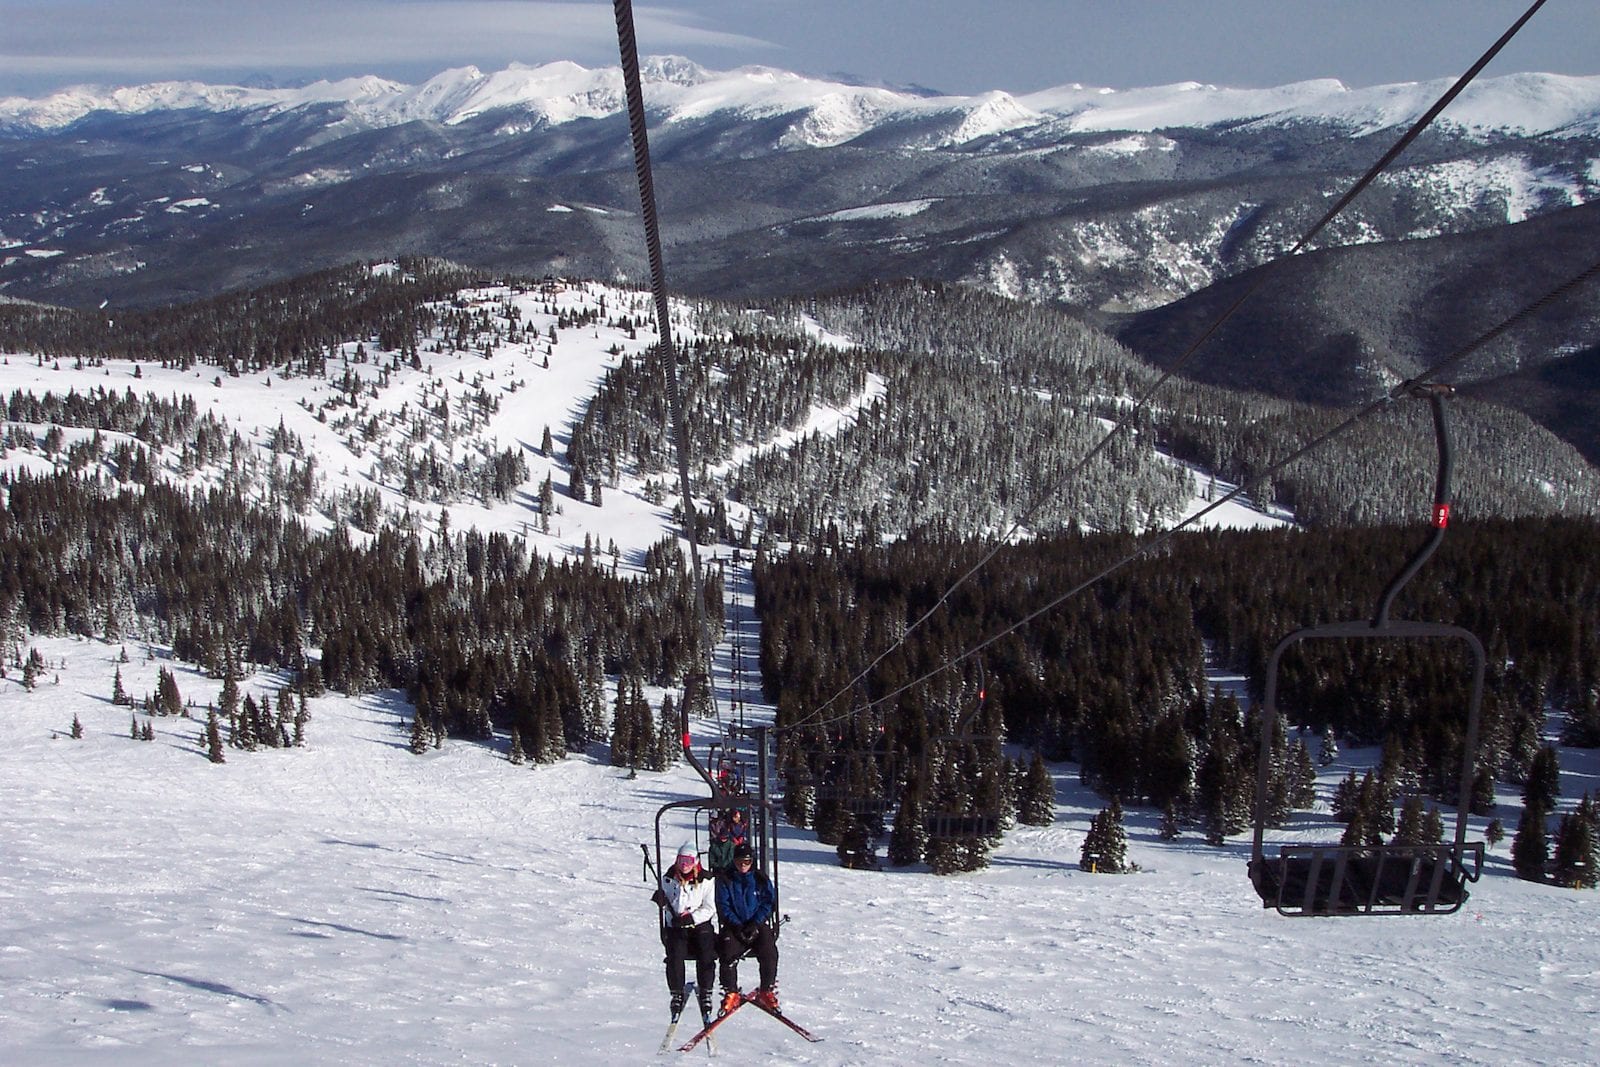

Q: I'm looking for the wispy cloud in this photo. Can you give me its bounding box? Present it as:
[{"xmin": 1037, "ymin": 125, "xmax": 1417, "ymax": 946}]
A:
[{"xmin": 0, "ymin": 1, "xmax": 774, "ymax": 92}]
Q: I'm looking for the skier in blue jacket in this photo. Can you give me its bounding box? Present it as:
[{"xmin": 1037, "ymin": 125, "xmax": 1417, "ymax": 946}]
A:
[{"xmin": 714, "ymin": 842, "xmax": 779, "ymax": 1012}]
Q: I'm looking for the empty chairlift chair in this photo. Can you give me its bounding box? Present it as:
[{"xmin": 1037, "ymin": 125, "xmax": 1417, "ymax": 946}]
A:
[{"xmin": 1247, "ymin": 384, "xmax": 1486, "ymax": 917}]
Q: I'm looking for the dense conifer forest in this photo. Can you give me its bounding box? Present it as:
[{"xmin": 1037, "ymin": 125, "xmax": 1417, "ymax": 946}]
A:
[
  {"xmin": 0, "ymin": 470, "xmax": 717, "ymax": 764},
  {"xmin": 757, "ymin": 517, "xmax": 1600, "ymax": 871}
]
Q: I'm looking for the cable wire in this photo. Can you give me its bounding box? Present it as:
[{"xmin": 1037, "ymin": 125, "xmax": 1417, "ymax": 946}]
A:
[{"xmin": 612, "ymin": 0, "xmax": 719, "ymax": 727}]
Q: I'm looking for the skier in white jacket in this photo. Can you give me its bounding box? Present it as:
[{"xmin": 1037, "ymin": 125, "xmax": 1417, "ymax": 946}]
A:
[{"xmin": 654, "ymin": 842, "xmax": 717, "ymax": 1020}]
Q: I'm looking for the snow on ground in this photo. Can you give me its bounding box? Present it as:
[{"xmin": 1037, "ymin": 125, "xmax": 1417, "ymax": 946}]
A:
[
  {"xmin": 804, "ymin": 200, "xmax": 941, "ymax": 224},
  {"xmin": 1166, "ymin": 457, "xmax": 1293, "ymax": 531},
  {"xmin": 3, "ymin": 278, "xmax": 1598, "ymax": 1065},
  {"xmin": 4, "ymin": 615, "xmax": 1599, "ymax": 1066}
]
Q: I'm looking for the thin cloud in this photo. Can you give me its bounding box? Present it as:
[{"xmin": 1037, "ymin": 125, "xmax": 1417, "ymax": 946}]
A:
[{"xmin": 0, "ymin": 1, "xmax": 774, "ymax": 92}]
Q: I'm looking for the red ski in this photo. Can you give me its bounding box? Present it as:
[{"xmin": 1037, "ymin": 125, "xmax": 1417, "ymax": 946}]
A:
[
  {"xmin": 745, "ymin": 997, "xmax": 822, "ymax": 1043},
  {"xmin": 678, "ymin": 993, "xmax": 822, "ymax": 1050},
  {"xmin": 677, "ymin": 997, "xmax": 744, "ymax": 1052}
]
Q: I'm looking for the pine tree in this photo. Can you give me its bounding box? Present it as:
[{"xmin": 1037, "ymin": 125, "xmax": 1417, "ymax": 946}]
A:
[
  {"xmin": 157, "ymin": 667, "xmax": 183, "ymax": 717},
  {"xmin": 1318, "ymin": 726, "xmax": 1339, "ymax": 767},
  {"xmin": 1018, "ymin": 751, "xmax": 1055, "ymax": 826},
  {"xmin": 1080, "ymin": 798, "xmax": 1130, "ymax": 873},
  {"xmin": 508, "ymin": 728, "xmax": 526, "ymax": 766},
  {"xmin": 408, "ymin": 694, "xmax": 431, "ymax": 755},
  {"xmin": 1393, "ymin": 794, "xmax": 1427, "ymax": 845},
  {"xmin": 130, "ymin": 712, "xmax": 140, "ymax": 740},
  {"xmin": 1524, "ymin": 746, "xmax": 1561, "ymax": 811},
  {"xmin": 1511, "ymin": 798, "xmax": 1549, "ymax": 882},
  {"xmin": 1286, "ymin": 739, "xmax": 1317, "ymax": 810},
  {"xmin": 112, "ymin": 665, "xmax": 130, "ymax": 706},
  {"xmin": 1158, "ymin": 801, "xmax": 1181, "ymax": 841},
  {"xmin": 206, "ymin": 709, "xmax": 226, "ymax": 764},
  {"xmin": 1552, "ymin": 796, "xmax": 1599, "ymax": 889},
  {"xmin": 69, "ymin": 713, "xmax": 83, "ymax": 739},
  {"xmin": 609, "ymin": 679, "xmax": 633, "ymax": 768},
  {"xmin": 888, "ymin": 789, "xmax": 926, "ymax": 867}
]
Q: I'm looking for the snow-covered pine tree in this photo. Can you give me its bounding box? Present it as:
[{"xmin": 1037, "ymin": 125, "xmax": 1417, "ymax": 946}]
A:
[{"xmin": 1080, "ymin": 798, "xmax": 1129, "ymax": 873}]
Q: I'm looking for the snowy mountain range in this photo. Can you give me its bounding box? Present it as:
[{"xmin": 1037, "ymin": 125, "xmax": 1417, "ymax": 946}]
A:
[
  {"xmin": 2, "ymin": 58, "xmax": 1597, "ymax": 312},
  {"xmin": 6, "ymin": 58, "xmax": 1600, "ymax": 141}
]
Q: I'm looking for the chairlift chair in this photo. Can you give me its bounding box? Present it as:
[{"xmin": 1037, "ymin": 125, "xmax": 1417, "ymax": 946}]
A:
[
  {"xmin": 1247, "ymin": 384, "xmax": 1486, "ymax": 916},
  {"xmin": 919, "ymin": 666, "xmax": 1005, "ymax": 841},
  {"xmin": 653, "ymin": 698, "xmax": 782, "ymax": 940}
]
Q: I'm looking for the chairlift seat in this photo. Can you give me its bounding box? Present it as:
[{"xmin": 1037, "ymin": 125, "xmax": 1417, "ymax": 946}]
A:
[{"xmin": 1250, "ymin": 842, "xmax": 1484, "ymax": 916}]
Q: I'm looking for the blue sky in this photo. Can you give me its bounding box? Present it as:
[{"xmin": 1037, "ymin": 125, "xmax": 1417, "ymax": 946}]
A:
[{"xmin": 2, "ymin": 0, "xmax": 1596, "ymax": 98}]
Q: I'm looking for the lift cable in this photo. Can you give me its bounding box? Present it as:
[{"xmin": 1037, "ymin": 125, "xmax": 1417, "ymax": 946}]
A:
[{"xmin": 612, "ymin": 0, "xmax": 719, "ymax": 731}]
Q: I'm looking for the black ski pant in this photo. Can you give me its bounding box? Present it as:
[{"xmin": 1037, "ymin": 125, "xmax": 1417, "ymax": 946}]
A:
[
  {"xmin": 664, "ymin": 920, "xmax": 717, "ymax": 1000},
  {"xmin": 717, "ymin": 923, "xmax": 778, "ymax": 992}
]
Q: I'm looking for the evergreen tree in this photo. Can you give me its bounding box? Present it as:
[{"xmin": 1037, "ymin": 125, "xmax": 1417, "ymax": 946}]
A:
[
  {"xmin": 508, "ymin": 728, "xmax": 526, "ymax": 766},
  {"xmin": 1318, "ymin": 727, "xmax": 1339, "ymax": 767},
  {"xmin": 1511, "ymin": 798, "xmax": 1550, "ymax": 882},
  {"xmin": 69, "ymin": 713, "xmax": 83, "ymax": 739},
  {"xmin": 888, "ymin": 789, "xmax": 926, "ymax": 867},
  {"xmin": 112, "ymin": 666, "xmax": 130, "ymax": 706},
  {"xmin": 1018, "ymin": 751, "xmax": 1055, "ymax": 826},
  {"xmin": 609, "ymin": 679, "xmax": 633, "ymax": 768},
  {"xmin": 409, "ymin": 699, "xmax": 431, "ymax": 755},
  {"xmin": 1393, "ymin": 794, "xmax": 1427, "ymax": 846},
  {"xmin": 1285, "ymin": 739, "xmax": 1317, "ymax": 810},
  {"xmin": 206, "ymin": 709, "xmax": 226, "ymax": 764},
  {"xmin": 1552, "ymin": 796, "xmax": 1599, "ymax": 889},
  {"xmin": 1158, "ymin": 801, "xmax": 1181, "ymax": 841},
  {"xmin": 1080, "ymin": 798, "xmax": 1130, "ymax": 873},
  {"xmin": 1524, "ymin": 746, "xmax": 1561, "ymax": 811},
  {"xmin": 157, "ymin": 667, "xmax": 183, "ymax": 717}
]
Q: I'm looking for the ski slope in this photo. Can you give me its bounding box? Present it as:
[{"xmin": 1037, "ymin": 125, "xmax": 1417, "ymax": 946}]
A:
[{"xmin": 3, "ymin": 617, "xmax": 1599, "ymax": 1066}]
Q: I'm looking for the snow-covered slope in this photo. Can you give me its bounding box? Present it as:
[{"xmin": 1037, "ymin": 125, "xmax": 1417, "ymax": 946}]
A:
[{"xmin": 2, "ymin": 630, "xmax": 1597, "ymax": 1065}]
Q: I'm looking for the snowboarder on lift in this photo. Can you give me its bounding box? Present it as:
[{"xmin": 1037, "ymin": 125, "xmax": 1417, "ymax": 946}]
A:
[
  {"xmin": 715, "ymin": 842, "xmax": 779, "ymax": 1013},
  {"xmin": 654, "ymin": 842, "xmax": 717, "ymax": 1021}
]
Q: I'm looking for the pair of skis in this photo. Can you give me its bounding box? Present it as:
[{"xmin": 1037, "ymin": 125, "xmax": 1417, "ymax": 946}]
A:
[
  {"xmin": 674, "ymin": 991, "xmax": 821, "ymax": 1053},
  {"xmin": 657, "ymin": 982, "xmax": 716, "ymax": 1056}
]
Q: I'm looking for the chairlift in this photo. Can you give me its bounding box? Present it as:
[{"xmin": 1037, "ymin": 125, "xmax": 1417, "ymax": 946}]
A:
[
  {"xmin": 810, "ymin": 742, "xmax": 900, "ymax": 829},
  {"xmin": 919, "ymin": 664, "xmax": 1005, "ymax": 841},
  {"xmin": 1248, "ymin": 384, "xmax": 1486, "ymax": 916},
  {"xmin": 652, "ymin": 697, "xmax": 782, "ymax": 940}
]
